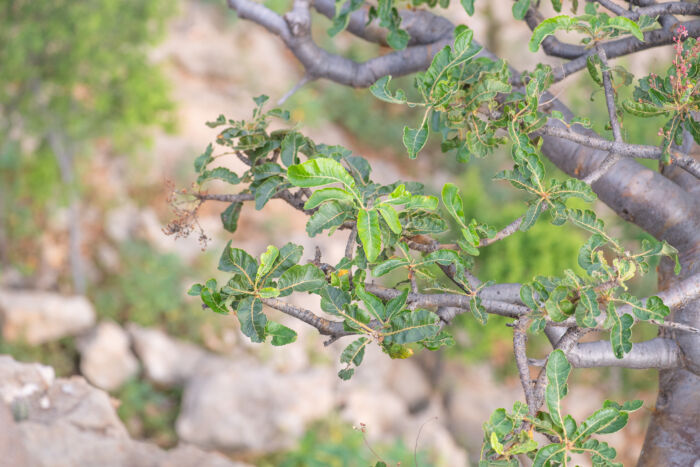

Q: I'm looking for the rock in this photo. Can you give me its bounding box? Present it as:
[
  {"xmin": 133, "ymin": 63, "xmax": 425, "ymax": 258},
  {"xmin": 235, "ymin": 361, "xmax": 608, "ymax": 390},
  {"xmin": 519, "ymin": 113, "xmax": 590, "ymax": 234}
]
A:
[
  {"xmin": 128, "ymin": 324, "xmax": 207, "ymax": 387},
  {"xmin": 78, "ymin": 322, "xmax": 139, "ymax": 391},
  {"xmin": 385, "ymin": 359, "xmax": 432, "ymax": 410},
  {"xmin": 0, "ymin": 401, "xmax": 30, "ymax": 466},
  {"xmin": 0, "ymin": 289, "xmax": 96, "ymax": 345},
  {"xmin": 0, "ymin": 355, "xmax": 248, "ymax": 467},
  {"xmin": 104, "ymin": 203, "xmax": 140, "ymax": 243},
  {"xmin": 176, "ymin": 356, "xmax": 335, "ymax": 453},
  {"xmin": 340, "ymin": 387, "xmax": 408, "ymax": 436},
  {"xmin": 443, "ymin": 363, "xmax": 524, "ymax": 458}
]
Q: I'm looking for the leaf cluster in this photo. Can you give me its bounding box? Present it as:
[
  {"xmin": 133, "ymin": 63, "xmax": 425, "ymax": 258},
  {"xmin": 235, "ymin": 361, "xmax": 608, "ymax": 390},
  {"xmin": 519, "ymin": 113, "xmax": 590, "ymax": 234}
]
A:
[{"xmin": 481, "ymin": 351, "xmax": 642, "ymax": 466}]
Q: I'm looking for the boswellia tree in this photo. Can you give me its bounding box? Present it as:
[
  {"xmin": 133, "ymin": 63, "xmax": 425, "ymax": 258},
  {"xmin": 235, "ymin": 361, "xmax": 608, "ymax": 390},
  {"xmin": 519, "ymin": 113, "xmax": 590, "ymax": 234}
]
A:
[{"xmin": 170, "ymin": 0, "xmax": 700, "ymax": 465}]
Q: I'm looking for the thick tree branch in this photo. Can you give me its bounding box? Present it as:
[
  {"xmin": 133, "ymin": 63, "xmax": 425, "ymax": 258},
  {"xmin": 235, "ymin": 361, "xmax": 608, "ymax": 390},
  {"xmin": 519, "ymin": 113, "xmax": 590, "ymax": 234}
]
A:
[
  {"xmin": 552, "ymin": 19, "xmax": 700, "ymax": 81},
  {"xmin": 566, "ymin": 337, "xmax": 683, "ymax": 369},
  {"xmin": 312, "ymin": 0, "xmax": 453, "ymax": 47},
  {"xmin": 261, "ymin": 297, "xmax": 351, "ymax": 336},
  {"xmin": 513, "ymin": 319, "xmax": 536, "ymax": 409}
]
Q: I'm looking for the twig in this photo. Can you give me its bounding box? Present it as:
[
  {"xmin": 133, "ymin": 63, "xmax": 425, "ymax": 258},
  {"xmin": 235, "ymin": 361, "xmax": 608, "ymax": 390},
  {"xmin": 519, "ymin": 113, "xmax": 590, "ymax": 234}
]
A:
[
  {"xmin": 583, "ymin": 43, "xmax": 623, "ymax": 185},
  {"xmin": 513, "ymin": 319, "xmax": 535, "ymax": 409},
  {"xmin": 277, "ymin": 74, "xmax": 313, "ymax": 105},
  {"xmin": 479, "ymin": 216, "xmax": 524, "ymax": 247}
]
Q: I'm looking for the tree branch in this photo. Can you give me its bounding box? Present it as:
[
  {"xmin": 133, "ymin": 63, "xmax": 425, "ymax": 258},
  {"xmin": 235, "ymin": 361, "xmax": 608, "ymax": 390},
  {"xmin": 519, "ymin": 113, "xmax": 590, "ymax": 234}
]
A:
[
  {"xmin": 552, "ymin": 20, "xmax": 700, "ymax": 82},
  {"xmin": 261, "ymin": 297, "xmax": 351, "ymax": 336},
  {"xmin": 566, "ymin": 337, "xmax": 683, "ymax": 369},
  {"xmin": 582, "ymin": 43, "xmax": 624, "ymax": 185}
]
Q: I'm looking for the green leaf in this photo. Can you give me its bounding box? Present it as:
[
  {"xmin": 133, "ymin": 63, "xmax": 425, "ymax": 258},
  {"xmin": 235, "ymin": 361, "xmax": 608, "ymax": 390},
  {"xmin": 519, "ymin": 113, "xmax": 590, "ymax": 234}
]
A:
[
  {"xmin": 206, "ymin": 115, "xmax": 226, "ymax": 128},
  {"xmin": 512, "ymin": 0, "xmax": 530, "ymax": 20},
  {"xmin": 263, "ymin": 242, "xmax": 304, "ymax": 280},
  {"xmin": 607, "ymin": 16, "xmax": 644, "ymax": 42},
  {"xmin": 520, "ymin": 200, "xmax": 545, "ymax": 232},
  {"xmin": 529, "ymin": 15, "xmax": 576, "ymax": 52},
  {"xmin": 280, "ymin": 132, "xmax": 306, "ymax": 167},
  {"xmin": 378, "ymin": 205, "xmax": 402, "ymax": 234},
  {"xmin": 545, "ymin": 349, "xmax": 571, "ymax": 428},
  {"xmin": 338, "ymin": 368, "xmax": 355, "ymax": 380},
  {"xmin": 568, "ymin": 209, "xmax": 616, "ymax": 249},
  {"xmin": 532, "ymin": 443, "xmax": 566, "ymax": 467},
  {"xmin": 604, "ymin": 399, "xmax": 643, "ymax": 412},
  {"xmin": 198, "ymin": 167, "xmax": 241, "ymax": 185},
  {"xmin": 544, "ymin": 286, "xmax": 574, "ymax": 322},
  {"xmin": 385, "ymin": 289, "xmax": 409, "ymax": 320},
  {"xmin": 340, "ymin": 337, "xmax": 369, "ymax": 366},
  {"xmin": 201, "ymin": 287, "xmax": 229, "ymax": 314},
  {"xmin": 257, "ymin": 245, "xmax": 279, "ymax": 281},
  {"xmin": 221, "ymin": 202, "xmax": 243, "ymax": 233},
  {"xmin": 266, "ymin": 321, "xmax": 297, "ymax": 345},
  {"xmin": 609, "ymin": 312, "xmax": 633, "ymax": 358},
  {"xmin": 551, "ymin": 178, "xmax": 596, "ymax": 203},
  {"xmin": 586, "ymin": 54, "xmax": 603, "ymax": 87},
  {"xmin": 460, "ymin": 0, "xmax": 475, "ymax": 15},
  {"xmin": 420, "ymin": 331, "xmax": 455, "ymax": 350},
  {"xmin": 357, "ymin": 208, "xmax": 382, "ymax": 262},
  {"xmin": 188, "ymin": 283, "xmax": 203, "ymax": 296},
  {"xmin": 237, "ymin": 296, "xmax": 266, "ymax": 342},
  {"xmin": 253, "ymin": 162, "xmax": 283, "ymax": 181},
  {"xmin": 490, "ymin": 431, "xmax": 505, "ymax": 455},
  {"xmin": 320, "ymin": 285, "xmax": 351, "ymax": 316},
  {"xmin": 218, "ymin": 241, "xmax": 258, "ymax": 284},
  {"xmin": 574, "ymin": 407, "xmax": 622, "ymax": 441},
  {"xmin": 387, "ymin": 29, "xmax": 410, "ymax": 50},
  {"xmin": 616, "ymin": 293, "xmax": 669, "ymax": 321},
  {"xmin": 622, "ymin": 100, "xmax": 665, "ymax": 117},
  {"xmin": 520, "ymin": 284, "xmax": 540, "ymax": 311},
  {"xmin": 372, "ymin": 258, "xmax": 409, "ymax": 277},
  {"xmin": 403, "ymin": 122, "xmax": 429, "ymax": 159},
  {"xmin": 257, "ymin": 287, "xmax": 280, "ymax": 298},
  {"xmin": 356, "ymin": 287, "xmax": 387, "ymax": 322},
  {"xmin": 441, "ymin": 183, "xmax": 465, "ymax": 226},
  {"xmin": 287, "ymin": 157, "xmax": 356, "ymax": 189},
  {"xmin": 328, "ymin": 0, "xmax": 364, "ymax": 36},
  {"xmin": 304, "ymin": 187, "xmax": 355, "ymax": 210},
  {"xmin": 580, "ymin": 439, "xmax": 618, "ymax": 465},
  {"xmin": 194, "ymin": 143, "xmax": 213, "ymax": 173},
  {"xmin": 306, "ymin": 201, "xmax": 351, "ymax": 237},
  {"xmin": 384, "ymin": 309, "xmax": 439, "ymax": 344},
  {"xmin": 345, "ymin": 156, "xmax": 372, "ymax": 184},
  {"xmin": 254, "ymin": 176, "xmax": 283, "ymax": 210},
  {"xmin": 278, "ymin": 264, "xmax": 326, "ymax": 296},
  {"xmin": 370, "ymin": 76, "xmax": 407, "ymax": 104},
  {"xmin": 470, "ymin": 296, "xmax": 488, "ymax": 324},
  {"xmin": 685, "ymin": 117, "xmax": 700, "ymax": 145}
]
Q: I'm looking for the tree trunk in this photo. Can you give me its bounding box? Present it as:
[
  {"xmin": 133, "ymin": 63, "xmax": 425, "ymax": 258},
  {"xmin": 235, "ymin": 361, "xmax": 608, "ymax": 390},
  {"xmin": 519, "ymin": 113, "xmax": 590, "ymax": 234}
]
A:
[{"xmin": 638, "ymin": 249, "xmax": 700, "ymax": 465}]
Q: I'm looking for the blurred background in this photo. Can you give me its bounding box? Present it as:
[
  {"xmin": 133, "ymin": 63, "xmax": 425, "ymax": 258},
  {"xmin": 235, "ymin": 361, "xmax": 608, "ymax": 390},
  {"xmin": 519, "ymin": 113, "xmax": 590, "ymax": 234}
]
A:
[{"xmin": 0, "ymin": 1, "xmax": 674, "ymax": 465}]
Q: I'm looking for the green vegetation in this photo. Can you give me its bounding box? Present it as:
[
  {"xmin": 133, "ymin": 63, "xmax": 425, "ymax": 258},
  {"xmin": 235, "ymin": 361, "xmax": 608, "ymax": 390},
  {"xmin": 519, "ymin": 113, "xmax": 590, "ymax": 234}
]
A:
[{"xmin": 260, "ymin": 417, "xmax": 431, "ymax": 467}]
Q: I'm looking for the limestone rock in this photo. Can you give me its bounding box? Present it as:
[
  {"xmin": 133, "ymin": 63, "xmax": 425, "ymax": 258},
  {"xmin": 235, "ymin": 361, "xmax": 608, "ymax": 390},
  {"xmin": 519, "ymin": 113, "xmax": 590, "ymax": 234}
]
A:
[
  {"xmin": 78, "ymin": 321, "xmax": 139, "ymax": 391},
  {"xmin": 0, "ymin": 355, "xmax": 247, "ymax": 467},
  {"xmin": 0, "ymin": 289, "xmax": 96, "ymax": 344},
  {"xmin": 176, "ymin": 356, "xmax": 335, "ymax": 453},
  {"xmin": 128, "ymin": 324, "xmax": 206, "ymax": 387}
]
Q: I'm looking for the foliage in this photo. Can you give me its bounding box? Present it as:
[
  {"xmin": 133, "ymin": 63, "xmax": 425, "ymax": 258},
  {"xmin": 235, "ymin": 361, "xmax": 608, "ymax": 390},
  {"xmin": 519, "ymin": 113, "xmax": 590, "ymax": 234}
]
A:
[
  {"xmin": 174, "ymin": 1, "xmax": 698, "ymax": 463},
  {"xmin": 259, "ymin": 417, "xmax": 431, "ymax": 466},
  {"xmin": 0, "ymin": 0, "xmax": 174, "ymax": 281},
  {"xmin": 481, "ymin": 352, "xmax": 641, "ymax": 466},
  {"xmin": 0, "ymin": 337, "xmax": 78, "ymax": 378},
  {"xmin": 115, "ymin": 379, "xmax": 181, "ymax": 448}
]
